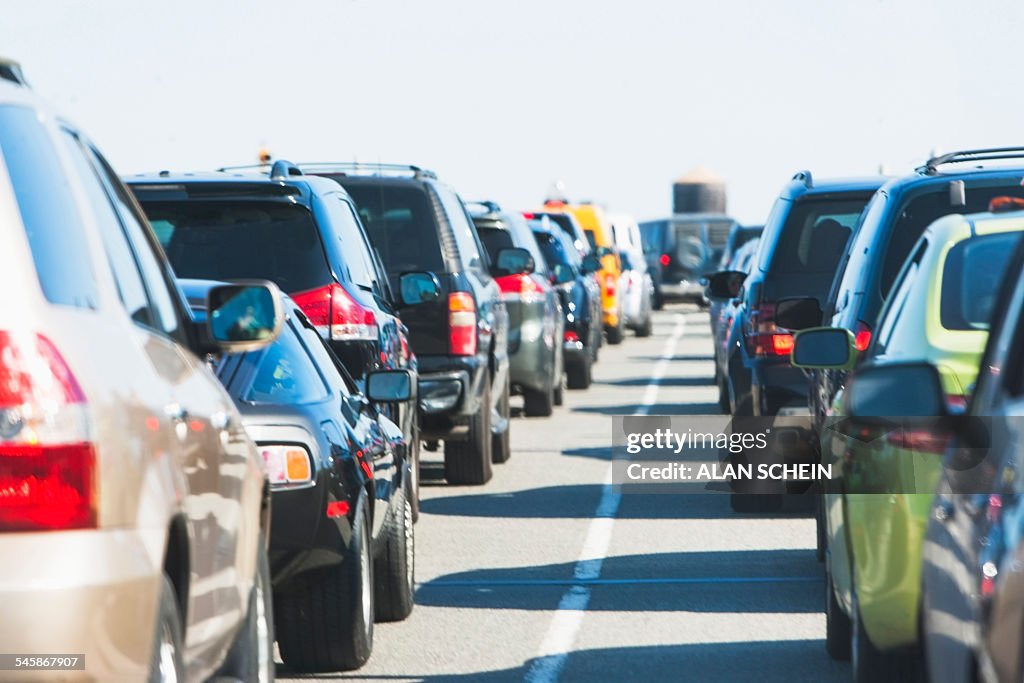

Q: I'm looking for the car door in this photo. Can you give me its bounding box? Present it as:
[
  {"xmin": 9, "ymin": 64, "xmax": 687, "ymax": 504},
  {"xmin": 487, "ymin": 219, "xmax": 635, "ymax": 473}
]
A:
[{"xmin": 74, "ymin": 138, "xmax": 258, "ymax": 667}]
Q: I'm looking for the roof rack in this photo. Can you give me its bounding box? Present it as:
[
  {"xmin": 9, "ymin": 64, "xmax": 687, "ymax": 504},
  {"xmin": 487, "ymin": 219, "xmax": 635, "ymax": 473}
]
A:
[
  {"xmin": 917, "ymin": 147, "xmax": 1024, "ymax": 175},
  {"xmin": 270, "ymin": 160, "xmax": 302, "ymax": 181},
  {"xmin": 296, "ymin": 162, "xmax": 437, "ymax": 180},
  {"xmin": 465, "ymin": 200, "xmax": 502, "ymax": 216},
  {"xmin": 792, "ymin": 170, "xmax": 813, "ymax": 188}
]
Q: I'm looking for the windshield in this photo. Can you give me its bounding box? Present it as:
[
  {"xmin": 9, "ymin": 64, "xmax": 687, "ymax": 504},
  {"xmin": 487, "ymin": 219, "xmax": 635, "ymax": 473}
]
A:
[
  {"xmin": 141, "ymin": 201, "xmax": 332, "ymax": 294},
  {"xmin": 768, "ymin": 195, "xmax": 872, "ymax": 274}
]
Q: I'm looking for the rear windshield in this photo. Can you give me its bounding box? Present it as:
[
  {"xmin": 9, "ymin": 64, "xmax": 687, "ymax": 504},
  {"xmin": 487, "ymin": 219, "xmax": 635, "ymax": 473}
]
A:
[
  {"xmin": 341, "ymin": 184, "xmax": 446, "ymax": 276},
  {"xmin": 533, "ymin": 231, "xmax": 572, "ymax": 268},
  {"xmin": 139, "ymin": 201, "xmax": 332, "ymax": 294},
  {"xmin": 639, "ymin": 220, "xmax": 667, "ymax": 252},
  {"xmin": 941, "ymin": 231, "xmax": 1023, "ymax": 331},
  {"xmin": 768, "ymin": 195, "xmax": 872, "ymax": 274}
]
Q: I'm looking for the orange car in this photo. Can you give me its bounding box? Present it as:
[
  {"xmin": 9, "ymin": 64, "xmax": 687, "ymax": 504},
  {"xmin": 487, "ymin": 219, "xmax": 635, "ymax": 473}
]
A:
[{"xmin": 541, "ymin": 201, "xmax": 625, "ymax": 343}]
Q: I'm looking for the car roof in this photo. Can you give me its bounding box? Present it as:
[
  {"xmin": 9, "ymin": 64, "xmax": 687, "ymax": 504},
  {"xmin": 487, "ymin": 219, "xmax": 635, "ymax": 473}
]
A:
[
  {"xmin": 126, "ymin": 169, "xmax": 346, "ymax": 203},
  {"xmin": 878, "ymin": 164, "xmax": 1024, "ymax": 198},
  {"xmin": 779, "ymin": 173, "xmax": 886, "ymax": 200},
  {"xmin": 924, "ymin": 208, "xmax": 1024, "ymax": 243}
]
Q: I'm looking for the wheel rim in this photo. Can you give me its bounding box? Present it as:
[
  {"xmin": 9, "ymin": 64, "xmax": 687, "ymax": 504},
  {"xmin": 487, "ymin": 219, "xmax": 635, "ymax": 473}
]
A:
[
  {"xmin": 360, "ymin": 523, "xmax": 372, "ymax": 631},
  {"xmin": 157, "ymin": 621, "xmax": 179, "ymax": 683},
  {"xmin": 404, "ymin": 497, "xmax": 415, "ymax": 593},
  {"xmin": 255, "ymin": 572, "xmax": 271, "ymax": 683}
]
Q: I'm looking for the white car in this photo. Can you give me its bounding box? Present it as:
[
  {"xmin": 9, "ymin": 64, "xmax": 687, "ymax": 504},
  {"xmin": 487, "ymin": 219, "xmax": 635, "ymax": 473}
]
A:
[{"xmin": 610, "ymin": 214, "xmax": 654, "ymax": 336}]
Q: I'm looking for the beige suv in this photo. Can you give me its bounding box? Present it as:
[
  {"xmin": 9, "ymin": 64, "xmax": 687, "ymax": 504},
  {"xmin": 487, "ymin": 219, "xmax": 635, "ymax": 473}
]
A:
[{"xmin": 0, "ymin": 81, "xmax": 277, "ymax": 681}]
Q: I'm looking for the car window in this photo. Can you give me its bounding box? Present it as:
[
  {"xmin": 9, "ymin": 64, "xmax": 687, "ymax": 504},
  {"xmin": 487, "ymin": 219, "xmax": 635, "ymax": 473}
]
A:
[
  {"xmin": 244, "ymin": 319, "xmax": 329, "ymax": 404},
  {"xmin": 476, "ymin": 226, "xmax": 515, "ymax": 263},
  {"xmin": 86, "ymin": 144, "xmax": 182, "ymax": 338},
  {"xmin": 436, "ymin": 187, "xmax": 484, "ymax": 272},
  {"xmin": 767, "ymin": 195, "xmax": 872, "ymax": 274},
  {"xmin": 940, "ymin": 232, "xmax": 1023, "ymax": 331},
  {"xmin": 0, "ymin": 106, "xmax": 98, "ymax": 309},
  {"xmin": 59, "ymin": 131, "xmax": 162, "ymax": 330},
  {"xmin": 324, "ymin": 194, "xmax": 381, "ymax": 292},
  {"xmin": 140, "ymin": 201, "xmax": 333, "ymax": 294},
  {"xmin": 874, "ymin": 240, "xmax": 926, "ymax": 355},
  {"xmin": 534, "ymin": 231, "xmax": 572, "ymax": 269},
  {"xmin": 343, "ymin": 183, "xmax": 447, "ymax": 277}
]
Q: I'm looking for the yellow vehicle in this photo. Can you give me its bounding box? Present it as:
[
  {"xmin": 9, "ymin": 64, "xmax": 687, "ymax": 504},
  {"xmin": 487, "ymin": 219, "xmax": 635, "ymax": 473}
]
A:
[{"xmin": 543, "ymin": 200, "xmax": 625, "ymax": 343}]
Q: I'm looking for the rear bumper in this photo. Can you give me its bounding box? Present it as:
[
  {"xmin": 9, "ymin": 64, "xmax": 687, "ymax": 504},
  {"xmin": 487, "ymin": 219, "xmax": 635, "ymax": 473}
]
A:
[
  {"xmin": 416, "ymin": 355, "xmax": 490, "ymax": 439},
  {"xmin": 0, "ymin": 528, "xmax": 165, "ymax": 682},
  {"xmin": 660, "ymin": 280, "xmax": 705, "ymax": 302},
  {"xmin": 564, "ymin": 339, "xmax": 587, "ymax": 366}
]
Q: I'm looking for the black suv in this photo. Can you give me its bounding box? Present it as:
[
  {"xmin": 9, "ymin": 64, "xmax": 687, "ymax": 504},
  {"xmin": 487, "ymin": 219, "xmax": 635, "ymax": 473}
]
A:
[
  {"xmin": 306, "ymin": 163, "xmax": 511, "ymax": 485},
  {"xmin": 127, "ymin": 162, "xmax": 422, "ymax": 503},
  {"xmin": 798, "ymin": 149, "xmax": 1024, "ymax": 424},
  {"xmin": 707, "ymin": 172, "xmax": 884, "ymax": 416}
]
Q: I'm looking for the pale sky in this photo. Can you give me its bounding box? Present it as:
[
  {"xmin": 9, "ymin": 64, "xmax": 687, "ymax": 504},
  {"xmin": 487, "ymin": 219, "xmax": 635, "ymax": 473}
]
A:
[{"xmin": 4, "ymin": 0, "xmax": 1022, "ymax": 224}]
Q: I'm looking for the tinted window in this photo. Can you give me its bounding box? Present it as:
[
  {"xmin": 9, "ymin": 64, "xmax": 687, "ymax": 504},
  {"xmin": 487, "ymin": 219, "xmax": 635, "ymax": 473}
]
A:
[
  {"xmin": 0, "ymin": 106, "xmax": 97, "ymax": 308},
  {"xmin": 244, "ymin": 320, "xmax": 329, "ymax": 404},
  {"xmin": 534, "ymin": 231, "xmax": 572, "ymax": 268},
  {"xmin": 476, "ymin": 226, "xmax": 515, "ymax": 262},
  {"xmin": 638, "ymin": 220, "xmax": 667, "ymax": 253},
  {"xmin": 140, "ymin": 201, "xmax": 332, "ymax": 294},
  {"xmin": 436, "ymin": 188, "xmax": 484, "ymax": 271},
  {"xmin": 86, "ymin": 145, "xmax": 181, "ymax": 337},
  {"xmin": 59, "ymin": 132, "xmax": 157, "ymax": 328},
  {"xmin": 322, "ymin": 195, "xmax": 379, "ymax": 291},
  {"xmin": 769, "ymin": 195, "xmax": 872, "ymax": 274},
  {"xmin": 875, "ymin": 240, "xmax": 926, "ymax": 354},
  {"xmin": 620, "ymin": 252, "xmax": 635, "ymax": 270},
  {"xmin": 342, "ymin": 183, "xmax": 446, "ymax": 276},
  {"xmin": 941, "ymin": 232, "xmax": 1023, "ymax": 331}
]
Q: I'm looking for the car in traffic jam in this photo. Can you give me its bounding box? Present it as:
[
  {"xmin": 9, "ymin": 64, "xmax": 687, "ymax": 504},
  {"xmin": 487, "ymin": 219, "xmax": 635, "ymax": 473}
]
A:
[{"xmin": 6, "ymin": 32, "xmax": 1024, "ymax": 682}]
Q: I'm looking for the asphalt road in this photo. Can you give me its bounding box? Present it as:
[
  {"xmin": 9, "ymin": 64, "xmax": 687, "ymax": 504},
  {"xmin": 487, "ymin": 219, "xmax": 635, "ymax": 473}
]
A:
[{"xmin": 279, "ymin": 304, "xmax": 848, "ymax": 683}]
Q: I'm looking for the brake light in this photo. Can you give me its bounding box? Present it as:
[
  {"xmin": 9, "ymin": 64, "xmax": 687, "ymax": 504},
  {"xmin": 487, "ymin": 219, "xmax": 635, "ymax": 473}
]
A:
[
  {"xmin": 0, "ymin": 332, "xmax": 95, "ymax": 531},
  {"xmin": 448, "ymin": 292, "xmax": 477, "ymax": 356},
  {"xmin": 292, "ymin": 283, "xmax": 378, "ymax": 342},
  {"xmin": 885, "ymin": 428, "xmax": 950, "ymax": 455},
  {"xmin": 771, "ymin": 334, "xmax": 794, "ymax": 355},
  {"xmin": 564, "ymin": 330, "xmax": 580, "ymax": 343},
  {"xmin": 326, "ymin": 499, "xmax": 350, "ymax": 518},
  {"xmin": 854, "ymin": 321, "xmax": 872, "ymax": 352},
  {"xmin": 521, "ymin": 212, "xmax": 536, "ymax": 220},
  {"xmin": 659, "ymin": 254, "xmax": 670, "ymax": 267},
  {"xmin": 603, "ymin": 273, "xmax": 617, "ymax": 297},
  {"xmin": 497, "ymin": 274, "xmax": 546, "ymax": 304},
  {"xmin": 260, "ymin": 445, "xmax": 313, "ymax": 486}
]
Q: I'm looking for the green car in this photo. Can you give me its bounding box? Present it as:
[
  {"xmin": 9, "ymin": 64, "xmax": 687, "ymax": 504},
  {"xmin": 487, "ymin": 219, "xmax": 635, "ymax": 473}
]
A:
[{"xmin": 793, "ymin": 208, "xmax": 1024, "ymax": 682}]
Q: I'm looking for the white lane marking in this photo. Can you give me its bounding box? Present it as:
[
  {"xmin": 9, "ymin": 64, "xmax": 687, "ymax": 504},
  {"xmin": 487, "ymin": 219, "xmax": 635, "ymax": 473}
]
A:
[{"xmin": 524, "ymin": 314, "xmax": 687, "ymax": 683}]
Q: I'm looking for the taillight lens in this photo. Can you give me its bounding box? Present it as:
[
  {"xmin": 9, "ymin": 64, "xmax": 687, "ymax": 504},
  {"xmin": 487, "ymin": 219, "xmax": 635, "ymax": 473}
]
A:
[
  {"xmin": 564, "ymin": 330, "xmax": 580, "ymax": 343},
  {"xmin": 603, "ymin": 273, "xmax": 617, "ymax": 297},
  {"xmin": 292, "ymin": 283, "xmax": 378, "ymax": 342},
  {"xmin": 260, "ymin": 445, "xmax": 313, "ymax": 486},
  {"xmin": 659, "ymin": 254, "xmax": 670, "ymax": 267},
  {"xmin": 0, "ymin": 332, "xmax": 95, "ymax": 531},
  {"xmin": 854, "ymin": 321, "xmax": 872, "ymax": 352},
  {"xmin": 745, "ymin": 302, "xmax": 793, "ymax": 357},
  {"xmin": 448, "ymin": 292, "xmax": 477, "ymax": 356},
  {"xmin": 497, "ymin": 274, "xmax": 546, "ymax": 304},
  {"xmin": 771, "ymin": 334, "xmax": 795, "ymax": 355},
  {"xmin": 885, "ymin": 428, "xmax": 950, "ymax": 455}
]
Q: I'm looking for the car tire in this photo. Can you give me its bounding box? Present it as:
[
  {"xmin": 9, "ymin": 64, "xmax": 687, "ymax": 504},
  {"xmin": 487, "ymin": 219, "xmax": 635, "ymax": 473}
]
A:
[
  {"xmin": 553, "ymin": 372, "xmax": 565, "ymax": 406},
  {"xmin": 653, "ymin": 291, "xmax": 664, "ymax": 310},
  {"xmin": 566, "ymin": 356, "xmax": 592, "ymax": 390},
  {"xmin": 374, "ymin": 480, "xmax": 415, "ymax": 623},
  {"xmin": 276, "ymin": 499, "xmax": 374, "ymax": 672},
  {"xmin": 523, "ymin": 381, "xmax": 555, "ymax": 417},
  {"xmin": 491, "ymin": 375, "xmax": 511, "ymax": 464},
  {"xmin": 148, "ymin": 574, "xmax": 185, "ymax": 683},
  {"xmin": 409, "ymin": 419, "xmax": 421, "ymax": 523},
  {"xmin": 606, "ymin": 323, "xmax": 624, "ymax": 345},
  {"xmin": 217, "ymin": 532, "xmax": 275, "ymax": 682},
  {"xmin": 444, "ymin": 378, "xmax": 493, "ymax": 485},
  {"xmin": 717, "ymin": 373, "xmax": 730, "ymax": 414},
  {"xmin": 636, "ymin": 315, "xmax": 653, "ymax": 338},
  {"xmin": 816, "ymin": 496, "xmax": 827, "ymax": 563},
  {"xmin": 851, "ymin": 586, "xmax": 924, "ymax": 683},
  {"xmin": 825, "ymin": 552, "xmax": 851, "ymax": 661}
]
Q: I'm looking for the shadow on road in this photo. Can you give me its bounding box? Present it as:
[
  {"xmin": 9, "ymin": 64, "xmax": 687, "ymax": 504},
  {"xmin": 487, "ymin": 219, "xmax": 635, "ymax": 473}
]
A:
[{"xmin": 277, "ymin": 639, "xmax": 846, "ymax": 682}]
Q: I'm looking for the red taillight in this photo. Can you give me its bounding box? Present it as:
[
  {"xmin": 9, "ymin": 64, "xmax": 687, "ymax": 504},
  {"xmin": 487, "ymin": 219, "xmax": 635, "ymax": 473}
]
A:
[
  {"xmin": 854, "ymin": 322, "xmax": 872, "ymax": 352},
  {"xmin": 885, "ymin": 428, "xmax": 950, "ymax": 455},
  {"xmin": 0, "ymin": 332, "xmax": 95, "ymax": 531},
  {"xmin": 659, "ymin": 254, "xmax": 670, "ymax": 267},
  {"xmin": 603, "ymin": 273, "xmax": 617, "ymax": 297},
  {"xmin": 326, "ymin": 499, "xmax": 350, "ymax": 518},
  {"xmin": 497, "ymin": 274, "xmax": 546, "ymax": 303},
  {"xmin": 448, "ymin": 292, "xmax": 477, "ymax": 356},
  {"xmin": 771, "ymin": 334, "xmax": 794, "ymax": 355},
  {"xmin": 292, "ymin": 283, "xmax": 378, "ymax": 342},
  {"xmin": 522, "ymin": 212, "xmax": 536, "ymax": 220},
  {"xmin": 564, "ymin": 330, "xmax": 580, "ymax": 343}
]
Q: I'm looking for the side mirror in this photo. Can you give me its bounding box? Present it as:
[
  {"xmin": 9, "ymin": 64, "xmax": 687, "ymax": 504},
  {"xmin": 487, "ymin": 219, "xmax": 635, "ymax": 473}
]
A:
[
  {"xmin": 366, "ymin": 369, "xmax": 416, "ymax": 403},
  {"xmin": 847, "ymin": 362, "xmax": 945, "ymax": 420},
  {"xmin": 553, "ymin": 263, "xmax": 576, "ymax": 284},
  {"xmin": 494, "ymin": 247, "xmax": 535, "ymax": 276},
  {"xmin": 207, "ymin": 281, "xmax": 283, "ymax": 352},
  {"xmin": 705, "ymin": 270, "xmax": 746, "ymax": 300},
  {"xmin": 581, "ymin": 254, "xmax": 602, "ymax": 274},
  {"xmin": 775, "ymin": 297, "xmax": 823, "ymax": 331},
  {"xmin": 791, "ymin": 327, "xmax": 856, "ymax": 369},
  {"xmin": 399, "ymin": 272, "xmax": 441, "ymax": 306}
]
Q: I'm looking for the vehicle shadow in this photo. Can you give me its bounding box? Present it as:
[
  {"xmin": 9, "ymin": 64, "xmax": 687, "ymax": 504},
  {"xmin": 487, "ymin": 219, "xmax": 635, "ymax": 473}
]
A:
[
  {"xmin": 276, "ymin": 640, "xmax": 846, "ymax": 682},
  {"xmin": 419, "ymin": 484, "xmax": 814, "ymax": 520}
]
